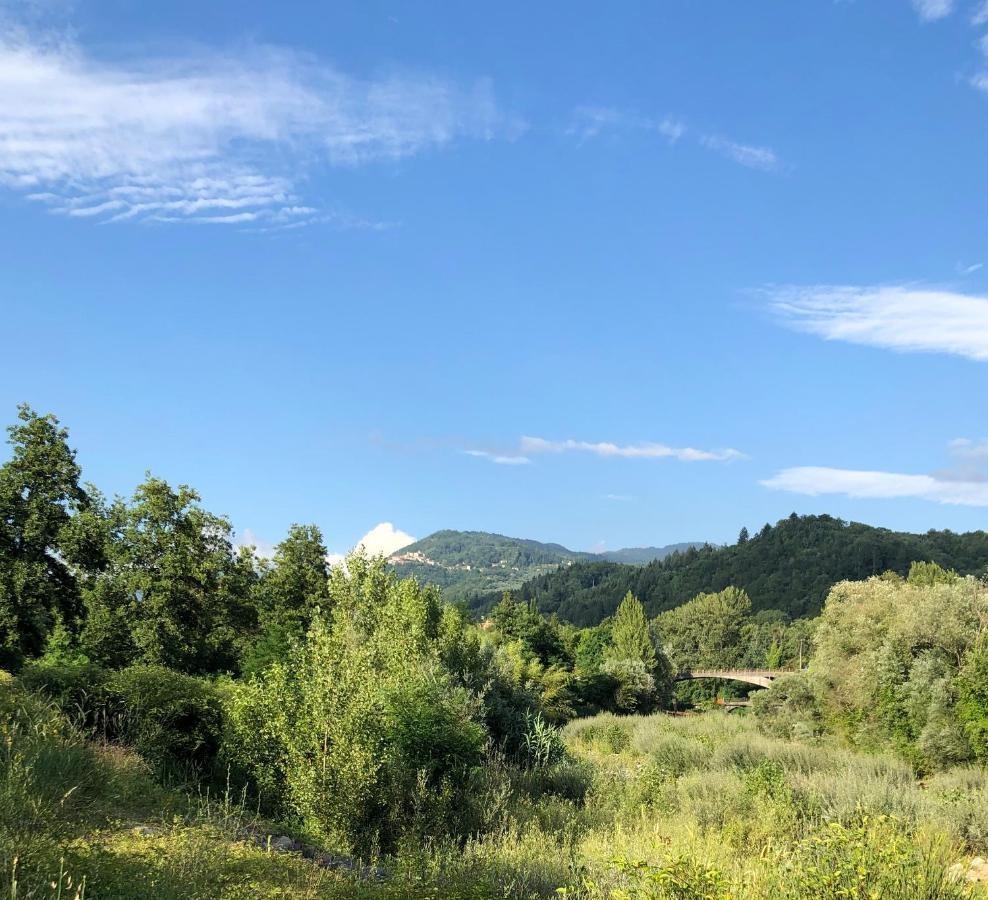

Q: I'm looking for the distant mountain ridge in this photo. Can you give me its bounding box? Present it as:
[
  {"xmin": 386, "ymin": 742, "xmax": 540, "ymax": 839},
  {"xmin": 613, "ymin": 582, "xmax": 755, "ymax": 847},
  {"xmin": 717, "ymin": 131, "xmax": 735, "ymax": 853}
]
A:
[
  {"xmin": 387, "ymin": 529, "xmax": 705, "ymax": 603},
  {"xmin": 596, "ymin": 543, "xmax": 703, "ymax": 565}
]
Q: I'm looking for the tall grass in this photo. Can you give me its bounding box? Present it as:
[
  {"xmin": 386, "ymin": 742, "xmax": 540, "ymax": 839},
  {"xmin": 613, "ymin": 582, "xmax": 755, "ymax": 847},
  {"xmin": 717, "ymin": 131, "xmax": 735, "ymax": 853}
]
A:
[{"xmin": 3, "ymin": 669, "xmax": 987, "ymax": 898}]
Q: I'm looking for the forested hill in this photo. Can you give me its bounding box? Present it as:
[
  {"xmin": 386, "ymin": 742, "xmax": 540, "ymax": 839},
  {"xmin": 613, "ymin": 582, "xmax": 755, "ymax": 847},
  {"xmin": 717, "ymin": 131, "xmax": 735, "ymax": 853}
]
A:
[
  {"xmin": 388, "ymin": 530, "xmax": 703, "ymax": 603},
  {"xmin": 469, "ymin": 514, "xmax": 988, "ymax": 625}
]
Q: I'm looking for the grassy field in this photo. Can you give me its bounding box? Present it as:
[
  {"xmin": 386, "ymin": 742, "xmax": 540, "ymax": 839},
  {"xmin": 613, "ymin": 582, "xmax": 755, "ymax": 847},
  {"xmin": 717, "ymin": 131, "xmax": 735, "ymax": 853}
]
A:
[{"xmin": 3, "ymin": 670, "xmax": 988, "ymax": 899}]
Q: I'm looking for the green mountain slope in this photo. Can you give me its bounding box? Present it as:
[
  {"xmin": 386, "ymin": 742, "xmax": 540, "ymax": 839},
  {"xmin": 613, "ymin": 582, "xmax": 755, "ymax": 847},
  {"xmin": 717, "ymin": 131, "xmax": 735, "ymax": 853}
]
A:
[
  {"xmin": 387, "ymin": 530, "xmax": 703, "ymax": 603},
  {"xmin": 470, "ymin": 514, "xmax": 988, "ymax": 625}
]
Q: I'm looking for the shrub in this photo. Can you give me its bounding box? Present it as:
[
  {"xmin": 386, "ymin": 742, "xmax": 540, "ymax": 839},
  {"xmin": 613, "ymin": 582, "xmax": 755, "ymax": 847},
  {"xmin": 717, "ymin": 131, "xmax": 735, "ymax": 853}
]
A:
[
  {"xmin": 775, "ymin": 814, "xmax": 967, "ymax": 899},
  {"xmin": 222, "ymin": 557, "xmax": 491, "ymax": 853},
  {"xmin": 752, "ymin": 672, "xmax": 824, "ymax": 741},
  {"xmin": 106, "ymin": 666, "xmax": 224, "ymax": 778},
  {"xmin": 19, "ymin": 661, "xmax": 223, "ymax": 780}
]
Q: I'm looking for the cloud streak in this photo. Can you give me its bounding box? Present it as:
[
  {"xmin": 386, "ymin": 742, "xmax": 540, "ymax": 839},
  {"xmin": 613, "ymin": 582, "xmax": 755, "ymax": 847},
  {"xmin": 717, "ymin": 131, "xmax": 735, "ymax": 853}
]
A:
[
  {"xmin": 700, "ymin": 135, "xmax": 779, "ymax": 172},
  {"xmin": 463, "ymin": 449, "xmax": 532, "ymax": 466},
  {"xmin": 762, "ymin": 466, "xmax": 988, "ymax": 507},
  {"xmin": 911, "ymin": 0, "xmax": 954, "ymax": 21},
  {"xmin": 766, "ymin": 284, "xmax": 988, "ymax": 361},
  {"xmin": 520, "ymin": 436, "xmax": 745, "ymax": 462},
  {"xmin": 0, "ymin": 28, "xmax": 505, "ymax": 226},
  {"xmin": 567, "ymin": 106, "xmax": 779, "ymax": 172}
]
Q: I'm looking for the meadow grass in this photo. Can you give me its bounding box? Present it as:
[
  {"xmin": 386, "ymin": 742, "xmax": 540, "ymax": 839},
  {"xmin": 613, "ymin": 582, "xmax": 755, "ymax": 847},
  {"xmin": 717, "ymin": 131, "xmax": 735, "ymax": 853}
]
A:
[{"xmin": 3, "ymin": 673, "xmax": 988, "ymax": 898}]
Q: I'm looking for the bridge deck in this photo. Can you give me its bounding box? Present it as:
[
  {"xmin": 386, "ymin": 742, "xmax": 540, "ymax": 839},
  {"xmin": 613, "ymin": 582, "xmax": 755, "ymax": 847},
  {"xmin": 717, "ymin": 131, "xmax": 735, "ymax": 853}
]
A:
[{"xmin": 674, "ymin": 668, "xmax": 788, "ymax": 688}]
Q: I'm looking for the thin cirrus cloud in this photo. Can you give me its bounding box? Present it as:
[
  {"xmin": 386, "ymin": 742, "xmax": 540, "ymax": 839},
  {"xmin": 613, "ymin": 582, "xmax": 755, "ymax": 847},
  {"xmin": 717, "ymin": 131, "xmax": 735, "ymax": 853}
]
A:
[
  {"xmin": 911, "ymin": 0, "xmax": 954, "ymax": 21},
  {"xmin": 567, "ymin": 106, "xmax": 686, "ymax": 144},
  {"xmin": 567, "ymin": 105, "xmax": 780, "ymax": 172},
  {"xmin": 0, "ymin": 28, "xmax": 508, "ymax": 227},
  {"xmin": 462, "ymin": 449, "xmax": 532, "ymax": 466},
  {"xmin": 462, "ymin": 436, "xmax": 744, "ymax": 465},
  {"xmin": 766, "ymin": 284, "xmax": 988, "ymax": 362},
  {"xmin": 519, "ymin": 436, "xmax": 745, "ymax": 462},
  {"xmin": 699, "ymin": 135, "xmax": 779, "ymax": 172}
]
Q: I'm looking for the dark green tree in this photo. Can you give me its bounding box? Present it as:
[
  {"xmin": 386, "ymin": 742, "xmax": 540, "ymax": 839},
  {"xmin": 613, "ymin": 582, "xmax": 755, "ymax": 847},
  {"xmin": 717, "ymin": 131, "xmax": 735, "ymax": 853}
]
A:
[
  {"xmin": 80, "ymin": 475, "xmax": 257, "ymax": 673},
  {"xmin": 0, "ymin": 405, "xmax": 94, "ymax": 666},
  {"xmin": 245, "ymin": 524, "xmax": 330, "ymax": 673}
]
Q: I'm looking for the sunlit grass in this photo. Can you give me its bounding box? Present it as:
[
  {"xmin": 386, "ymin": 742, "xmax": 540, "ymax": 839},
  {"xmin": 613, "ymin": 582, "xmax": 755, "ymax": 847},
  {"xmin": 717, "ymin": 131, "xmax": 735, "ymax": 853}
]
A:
[{"xmin": 3, "ymin": 670, "xmax": 988, "ymax": 899}]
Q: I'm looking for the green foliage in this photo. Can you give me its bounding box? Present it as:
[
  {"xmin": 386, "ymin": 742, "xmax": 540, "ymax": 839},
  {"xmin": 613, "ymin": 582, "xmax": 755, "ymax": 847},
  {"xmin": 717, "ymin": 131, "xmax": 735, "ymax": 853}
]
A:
[
  {"xmin": 244, "ymin": 524, "xmax": 330, "ymax": 674},
  {"xmin": 800, "ymin": 574, "xmax": 988, "ymax": 769},
  {"xmin": 19, "ymin": 661, "xmax": 224, "ymax": 778},
  {"xmin": 0, "ymin": 406, "xmax": 92, "ymax": 668},
  {"xmin": 489, "ymin": 592, "xmax": 571, "ymax": 666},
  {"xmin": 956, "ymin": 633, "xmax": 988, "ymax": 762},
  {"xmin": 655, "ymin": 586, "xmax": 751, "ymax": 673},
  {"xmin": 486, "ymin": 513, "xmax": 988, "ymax": 625},
  {"xmin": 78, "ymin": 476, "xmax": 258, "ymax": 674},
  {"xmin": 908, "ymin": 561, "xmax": 961, "ymax": 587},
  {"xmin": 751, "ymin": 672, "xmax": 824, "ymax": 741},
  {"xmin": 573, "ymin": 621, "xmax": 612, "ymax": 675},
  {"xmin": 604, "ymin": 854, "xmax": 731, "ymax": 899},
  {"xmin": 607, "ymin": 593, "xmax": 656, "ymax": 669},
  {"xmin": 223, "ymin": 555, "xmax": 488, "ymax": 852},
  {"xmin": 778, "ymin": 815, "xmax": 968, "ymax": 899}
]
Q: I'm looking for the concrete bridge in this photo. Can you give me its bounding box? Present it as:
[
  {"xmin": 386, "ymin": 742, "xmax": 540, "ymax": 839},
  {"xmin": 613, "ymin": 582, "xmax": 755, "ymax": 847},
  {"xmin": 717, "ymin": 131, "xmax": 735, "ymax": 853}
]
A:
[{"xmin": 674, "ymin": 668, "xmax": 785, "ymax": 688}]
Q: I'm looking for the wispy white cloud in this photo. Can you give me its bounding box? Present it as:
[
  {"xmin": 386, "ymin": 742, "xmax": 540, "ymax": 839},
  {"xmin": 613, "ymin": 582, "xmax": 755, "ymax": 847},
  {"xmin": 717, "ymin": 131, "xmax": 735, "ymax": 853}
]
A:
[
  {"xmin": 762, "ymin": 466, "xmax": 988, "ymax": 506},
  {"xmin": 699, "ymin": 135, "xmax": 779, "ymax": 172},
  {"xmin": 567, "ymin": 106, "xmax": 685, "ymax": 144},
  {"xmin": 0, "ymin": 27, "xmax": 506, "ymax": 226},
  {"xmin": 463, "ymin": 449, "xmax": 532, "ymax": 466},
  {"xmin": 911, "ymin": 0, "xmax": 954, "ymax": 21},
  {"xmin": 567, "ymin": 105, "xmax": 778, "ymax": 172},
  {"xmin": 603, "ymin": 493, "xmax": 636, "ymax": 502},
  {"xmin": 766, "ymin": 284, "xmax": 988, "ymax": 361},
  {"xmin": 973, "ymin": 0, "xmax": 988, "ymax": 24},
  {"xmin": 520, "ymin": 436, "xmax": 745, "ymax": 462},
  {"xmin": 958, "ymin": 261, "xmax": 983, "ymax": 275}
]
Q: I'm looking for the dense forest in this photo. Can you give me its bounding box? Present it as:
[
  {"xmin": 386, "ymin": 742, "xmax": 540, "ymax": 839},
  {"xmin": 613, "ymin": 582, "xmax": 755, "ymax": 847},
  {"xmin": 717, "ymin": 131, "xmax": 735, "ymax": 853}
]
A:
[{"xmin": 479, "ymin": 514, "xmax": 988, "ymax": 624}]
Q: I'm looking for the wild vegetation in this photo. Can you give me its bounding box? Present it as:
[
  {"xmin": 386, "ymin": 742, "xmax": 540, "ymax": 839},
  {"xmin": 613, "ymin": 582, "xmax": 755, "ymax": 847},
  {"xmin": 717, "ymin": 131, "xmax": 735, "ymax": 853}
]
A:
[{"xmin": 3, "ymin": 404, "xmax": 988, "ymax": 897}]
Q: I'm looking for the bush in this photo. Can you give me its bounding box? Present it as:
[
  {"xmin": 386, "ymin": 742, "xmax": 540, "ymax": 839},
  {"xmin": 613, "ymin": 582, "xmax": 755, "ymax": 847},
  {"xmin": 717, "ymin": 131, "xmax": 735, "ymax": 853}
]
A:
[
  {"xmin": 18, "ymin": 660, "xmax": 112, "ymax": 732},
  {"xmin": 752, "ymin": 672, "xmax": 824, "ymax": 741},
  {"xmin": 222, "ymin": 557, "xmax": 492, "ymax": 853},
  {"xmin": 776, "ymin": 814, "xmax": 967, "ymax": 899},
  {"xmin": 18, "ymin": 661, "xmax": 223, "ymax": 780},
  {"xmin": 107, "ymin": 666, "xmax": 224, "ymax": 778}
]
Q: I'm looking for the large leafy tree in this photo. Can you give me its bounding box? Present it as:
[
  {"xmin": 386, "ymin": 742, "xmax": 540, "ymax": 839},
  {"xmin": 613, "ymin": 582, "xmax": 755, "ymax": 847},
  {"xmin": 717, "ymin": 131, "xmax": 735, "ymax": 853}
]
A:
[
  {"xmin": 244, "ymin": 524, "xmax": 330, "ymax": 673},
  {"xmin": 0, "ymin": 405, "xmax": 95, "ymax": 666},
  {"xmin": 654, "ymin": 585, "xmax": 753, "ymax": 672},
  {"xmin": 80, "ymin": 475, "xmax": 257, "ymax": 673}
]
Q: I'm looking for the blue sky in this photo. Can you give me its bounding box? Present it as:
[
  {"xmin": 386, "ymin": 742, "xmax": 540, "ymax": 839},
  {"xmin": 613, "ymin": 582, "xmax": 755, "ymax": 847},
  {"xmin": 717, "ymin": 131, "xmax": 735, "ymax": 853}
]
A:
[{"xmin": 3, "ymin": 0, "xmax": 988, "ymax": 556}]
